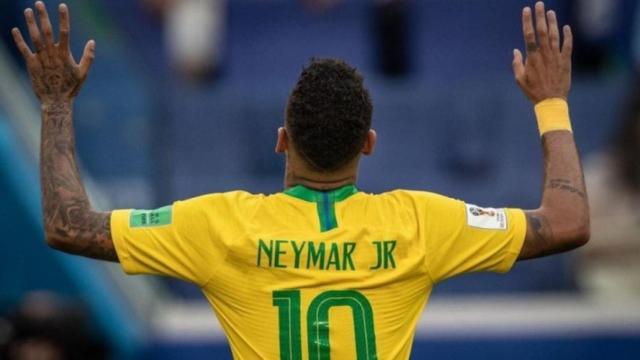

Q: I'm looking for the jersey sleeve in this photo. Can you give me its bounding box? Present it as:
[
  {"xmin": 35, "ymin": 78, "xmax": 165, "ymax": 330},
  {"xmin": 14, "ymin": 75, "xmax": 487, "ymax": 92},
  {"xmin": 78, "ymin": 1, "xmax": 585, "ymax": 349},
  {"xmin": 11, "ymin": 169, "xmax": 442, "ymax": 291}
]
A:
[
  {"xmin": 110, "ymin": 193, "xmax": 245, "ymax": 287},
  {"xmin": 416, "ymin": 192, "xmax": 527, "ymax": 283}
]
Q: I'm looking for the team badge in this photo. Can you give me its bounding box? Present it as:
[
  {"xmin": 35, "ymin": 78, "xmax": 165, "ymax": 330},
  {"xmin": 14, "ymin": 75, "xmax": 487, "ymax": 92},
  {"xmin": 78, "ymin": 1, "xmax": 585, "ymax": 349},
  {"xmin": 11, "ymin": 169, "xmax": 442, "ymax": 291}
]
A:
[{"xmin": 465, "ymin": 204, "xmax": 507, "ymax": 230}]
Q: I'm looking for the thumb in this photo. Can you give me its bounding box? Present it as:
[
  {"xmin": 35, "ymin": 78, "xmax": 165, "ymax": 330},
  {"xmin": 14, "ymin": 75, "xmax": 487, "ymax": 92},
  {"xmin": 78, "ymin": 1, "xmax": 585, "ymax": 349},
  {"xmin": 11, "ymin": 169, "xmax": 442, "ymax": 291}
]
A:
[
  {"xmin": 512, "ymin": 49, "xmax": 525, "ymax": 81},
  {"xmin": 78, "ymin": 40, "xmax": 96, "ymax": 77}
]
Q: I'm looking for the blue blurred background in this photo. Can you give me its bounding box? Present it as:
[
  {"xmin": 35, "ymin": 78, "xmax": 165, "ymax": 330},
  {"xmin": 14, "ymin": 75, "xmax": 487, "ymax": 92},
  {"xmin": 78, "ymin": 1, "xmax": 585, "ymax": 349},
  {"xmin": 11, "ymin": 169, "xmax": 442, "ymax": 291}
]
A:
[{"xmin": 1, "ymin": 0, "xmax": 639, "ymax": 359}]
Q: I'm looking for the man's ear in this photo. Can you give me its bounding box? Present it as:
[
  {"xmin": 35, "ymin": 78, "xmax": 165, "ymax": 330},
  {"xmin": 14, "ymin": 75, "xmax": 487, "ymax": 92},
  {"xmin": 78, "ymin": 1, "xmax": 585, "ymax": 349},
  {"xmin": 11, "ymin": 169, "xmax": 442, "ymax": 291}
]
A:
[
  {"xmin": 275, "ymin": 127, "xmax": 288, "ymax": 153},
  {"xmin": 362, "ymin": 129, "xmax": 377, "ymax": 155}
]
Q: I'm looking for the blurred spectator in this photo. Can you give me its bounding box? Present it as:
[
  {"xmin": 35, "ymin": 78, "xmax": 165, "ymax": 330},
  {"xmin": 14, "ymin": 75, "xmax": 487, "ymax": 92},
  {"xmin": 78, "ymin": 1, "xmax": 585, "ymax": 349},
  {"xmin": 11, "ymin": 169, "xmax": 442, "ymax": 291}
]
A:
[
  {"xmin": 372, "ymin": 0, "xmax": 410, "ymax": 76},
  {"xmin": 140, "ymin": 0, "xmax": 410, "ymax": 81},
  {"xmin": 568, "ymin": 0, "xmax": 638, "ymax": 73},
  {"xmin": 633, "ymin": 1, "xmax": 640, "ymax": 66},
  {"xmin": 0, "ymin": 292, "xmax": 110, "ymax": 360},
  {"xmin": 577, "ymin": 73, "xmax": 640, "ymax": 300},
  {"xmin": 304, "ymin": 0, "xmax": 411, "ymax": 77},
  {"xmin": 143, "ymin": 0, "xmax": 226, "ymax": 82},
  {"xmin": 0, "ymin": 1, "xmax": 28, "ymax": 66}
]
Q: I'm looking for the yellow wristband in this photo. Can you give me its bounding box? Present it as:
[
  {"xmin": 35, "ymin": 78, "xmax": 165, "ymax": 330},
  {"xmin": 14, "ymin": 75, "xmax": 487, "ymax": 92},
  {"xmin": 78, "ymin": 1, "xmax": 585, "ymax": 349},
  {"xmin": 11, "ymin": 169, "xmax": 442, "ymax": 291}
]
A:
[{"xmin": 534, "ymin": 98, "xmax": 573, "ymax": 136}]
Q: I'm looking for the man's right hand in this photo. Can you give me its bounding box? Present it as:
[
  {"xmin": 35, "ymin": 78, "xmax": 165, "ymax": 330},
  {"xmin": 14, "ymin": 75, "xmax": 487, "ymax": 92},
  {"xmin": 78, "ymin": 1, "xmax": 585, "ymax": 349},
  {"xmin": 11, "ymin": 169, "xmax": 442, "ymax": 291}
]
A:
[
  {"xmin": 11, "ymin": 2, "xmax": 95, "ymax": 106},
  {"xmin": 512, "ymin": 1, "xmax": 572, "ymax": 104}
]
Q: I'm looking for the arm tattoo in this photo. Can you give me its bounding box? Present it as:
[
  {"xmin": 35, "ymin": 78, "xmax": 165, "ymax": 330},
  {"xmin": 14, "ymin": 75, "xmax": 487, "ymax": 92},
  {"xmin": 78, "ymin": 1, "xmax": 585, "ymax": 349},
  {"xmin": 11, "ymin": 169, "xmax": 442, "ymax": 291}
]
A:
[
  {"xmin": 546, "ymin": 178, "xmax": 586, "ymax": 199},
  {"xmin": 41, "ymin": 101, "xmax": 118, "ymax": 262},
  {"xmin": 521, "ymin": 212, "xmax": 554, "ymax": 260}
]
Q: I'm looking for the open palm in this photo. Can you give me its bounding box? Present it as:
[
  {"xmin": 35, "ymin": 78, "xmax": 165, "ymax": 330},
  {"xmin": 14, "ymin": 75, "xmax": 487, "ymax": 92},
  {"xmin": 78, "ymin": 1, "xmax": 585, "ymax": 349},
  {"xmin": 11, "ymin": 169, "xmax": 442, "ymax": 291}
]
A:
[
  {"xmin": 512, "ymin": 2, "xmax": 573, "ymax": 104},
  {"xmin": 11, "ymin": 1, "xmax": 95, "ymax": 105}
]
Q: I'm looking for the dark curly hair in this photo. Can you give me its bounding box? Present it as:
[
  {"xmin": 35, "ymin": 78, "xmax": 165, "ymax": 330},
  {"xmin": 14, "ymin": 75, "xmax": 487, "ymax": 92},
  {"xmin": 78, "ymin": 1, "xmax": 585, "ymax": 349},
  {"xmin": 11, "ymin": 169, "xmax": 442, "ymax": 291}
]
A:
[{"xmin": 285, "ymin": 58, "xmax": 373, "ymax": 172}]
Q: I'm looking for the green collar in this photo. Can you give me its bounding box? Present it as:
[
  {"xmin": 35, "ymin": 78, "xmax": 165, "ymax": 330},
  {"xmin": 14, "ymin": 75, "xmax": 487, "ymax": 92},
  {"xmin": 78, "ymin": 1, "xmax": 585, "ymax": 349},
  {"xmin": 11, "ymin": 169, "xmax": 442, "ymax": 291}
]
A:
[{"xmin": 283, "ymin": 184, "xmax": 359, "ymax": 203}]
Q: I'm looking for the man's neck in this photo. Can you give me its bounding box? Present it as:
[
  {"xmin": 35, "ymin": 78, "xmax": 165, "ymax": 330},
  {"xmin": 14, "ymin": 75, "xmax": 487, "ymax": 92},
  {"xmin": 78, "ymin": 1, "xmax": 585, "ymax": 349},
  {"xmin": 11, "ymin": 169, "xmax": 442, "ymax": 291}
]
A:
[
  {"xmin": 283, "ymin": 149, "xmax": 360, "ymax": 191},
  {"xmin": 286, "ymin": 174, "xmax": 356, "ymax": 191}
]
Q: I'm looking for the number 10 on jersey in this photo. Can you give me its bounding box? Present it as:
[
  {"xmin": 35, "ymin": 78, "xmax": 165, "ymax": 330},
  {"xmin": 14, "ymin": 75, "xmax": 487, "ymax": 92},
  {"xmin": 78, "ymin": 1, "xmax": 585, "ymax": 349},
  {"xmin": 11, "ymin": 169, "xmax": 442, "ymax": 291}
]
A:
[{"xmin": 273, "ymin": 289, "xmax": 378, "ymax": 360}]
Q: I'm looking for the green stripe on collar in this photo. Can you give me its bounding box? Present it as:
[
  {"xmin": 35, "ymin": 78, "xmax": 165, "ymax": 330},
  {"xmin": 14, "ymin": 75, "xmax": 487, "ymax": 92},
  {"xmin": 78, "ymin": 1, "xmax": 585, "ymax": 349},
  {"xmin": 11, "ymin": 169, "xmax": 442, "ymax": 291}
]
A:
[{"xmin": 283, "ymin": 184, "xmax": 358, "ymax": 232}]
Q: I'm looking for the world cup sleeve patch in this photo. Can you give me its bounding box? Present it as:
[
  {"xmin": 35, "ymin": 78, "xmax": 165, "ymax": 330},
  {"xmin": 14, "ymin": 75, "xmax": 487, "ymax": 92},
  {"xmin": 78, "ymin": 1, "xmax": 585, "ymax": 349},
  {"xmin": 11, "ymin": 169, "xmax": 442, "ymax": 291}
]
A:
[
  {"xmin": 465, "ymin": 204, "xmax": 507, "ymax": 230},
  {"xmin": 130, "ymin": 206, "xmax": 173, "ymax": 227}
]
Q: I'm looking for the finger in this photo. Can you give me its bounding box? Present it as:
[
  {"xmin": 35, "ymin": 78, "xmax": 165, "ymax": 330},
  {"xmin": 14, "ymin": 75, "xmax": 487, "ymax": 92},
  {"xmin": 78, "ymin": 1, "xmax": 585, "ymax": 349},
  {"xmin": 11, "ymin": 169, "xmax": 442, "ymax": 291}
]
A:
[
  {"xmin": 11, "ymin": 28, "xmax": 35, "ymax": 60},
  {"xmin": 547, "ymin": 10, "xmax": 560, "ymax": 52},
  {"xmin": 35, "ymin": 1, "xmax": 55, "ymax": 53},
  {"xmin": 58, "ymin": 3, "xmax": 70, "ymax": 52},
  {"xmin": 512, "ymin": 49, "xmax": 525, "ymax": 82},
  {"xmin": 522, "ymin": 7, "xmax": 538, "ymax": 55},
  {"xmin": 535, "ymin": 2, "xmax": 550, "ymax": 52},
  {"xmin": 78, "ymin": 40, "xmax": 96, "ymax": 76},
  {"xmin": 562, "ymin": 25, "xmax": 573, "ymax": 61},
  {"xmin": 24, "ymin": 8, "xmax": 45, "ymax": 54}
]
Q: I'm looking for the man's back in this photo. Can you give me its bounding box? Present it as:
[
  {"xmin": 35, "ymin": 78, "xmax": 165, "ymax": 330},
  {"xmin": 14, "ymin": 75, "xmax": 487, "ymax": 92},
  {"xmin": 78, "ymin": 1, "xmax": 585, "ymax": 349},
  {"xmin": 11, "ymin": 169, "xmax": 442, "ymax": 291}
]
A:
[
  {"xmin": 111, "ymin": 186, "xmax": 525, "ymax": 359},
  {"xmin": 11, "ymin": 2, "xmax": 589, "ymax": 359}
]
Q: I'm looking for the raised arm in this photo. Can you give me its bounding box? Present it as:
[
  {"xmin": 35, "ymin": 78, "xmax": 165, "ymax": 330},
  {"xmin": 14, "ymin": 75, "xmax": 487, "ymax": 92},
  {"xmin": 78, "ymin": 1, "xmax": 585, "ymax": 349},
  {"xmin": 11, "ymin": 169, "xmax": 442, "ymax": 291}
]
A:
[
  {"xmin": 12, "ymin": 2, "xmax": 117, "ymax": 261},
  {"xmin": 512, "ymin": 2, "xmax": 589, "ymax": 260}
]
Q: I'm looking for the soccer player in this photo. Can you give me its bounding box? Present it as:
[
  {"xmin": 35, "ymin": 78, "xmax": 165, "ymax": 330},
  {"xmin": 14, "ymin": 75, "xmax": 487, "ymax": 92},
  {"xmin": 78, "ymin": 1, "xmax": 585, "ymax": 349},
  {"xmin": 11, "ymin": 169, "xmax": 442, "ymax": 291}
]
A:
[{"xmin": 12, "ymin": 1, "xmax": 589, "ymax": 359}]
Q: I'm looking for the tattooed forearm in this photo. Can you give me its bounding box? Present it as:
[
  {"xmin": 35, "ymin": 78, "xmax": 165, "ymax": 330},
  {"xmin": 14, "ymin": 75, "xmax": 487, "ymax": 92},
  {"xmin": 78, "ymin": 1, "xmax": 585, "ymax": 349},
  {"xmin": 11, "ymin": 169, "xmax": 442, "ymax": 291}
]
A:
[
  {"xmin": 41, "ymin": 100, "xmax": 118, "ymax": 261},
  {"xmin": 546, "ymin": 178, "xmax": 586, "ymax": 199},
  {"xmin": 519, "ymin": 131, "xmax": 590, "ymax": 260}
]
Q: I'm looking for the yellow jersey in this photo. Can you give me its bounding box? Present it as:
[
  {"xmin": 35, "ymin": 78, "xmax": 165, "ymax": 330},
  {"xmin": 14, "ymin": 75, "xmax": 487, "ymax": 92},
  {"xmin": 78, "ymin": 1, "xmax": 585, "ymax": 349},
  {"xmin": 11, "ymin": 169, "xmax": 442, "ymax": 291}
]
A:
[{"xmin": 111, "ymin": 185, "xmax": 526, "ymax": 359}]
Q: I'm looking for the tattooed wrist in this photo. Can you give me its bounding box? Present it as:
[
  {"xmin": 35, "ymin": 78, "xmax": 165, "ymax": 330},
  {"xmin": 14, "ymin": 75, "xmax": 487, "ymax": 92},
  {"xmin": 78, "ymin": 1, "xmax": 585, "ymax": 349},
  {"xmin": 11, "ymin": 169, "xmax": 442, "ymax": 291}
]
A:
[{"xmin": 41, "ymin": 99, "xmax": 73, "ymax": 111}]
